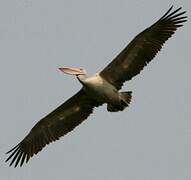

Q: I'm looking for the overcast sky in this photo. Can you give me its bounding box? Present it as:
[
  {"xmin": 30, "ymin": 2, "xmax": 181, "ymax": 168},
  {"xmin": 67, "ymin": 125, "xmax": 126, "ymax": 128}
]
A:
[{"xmin": 0, "ymin": 0, "xmax": 191, "ymax": 179}]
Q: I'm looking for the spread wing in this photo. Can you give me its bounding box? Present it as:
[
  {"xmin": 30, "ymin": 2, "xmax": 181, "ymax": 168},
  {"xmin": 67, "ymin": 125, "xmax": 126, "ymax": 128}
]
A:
[
  {"xmin": 100, "ymin": 6, "xmax": 187, "ymax": 89},
  {"xmin": 6, "ymin": 89, "xmax": 101, "ymax": 167}
]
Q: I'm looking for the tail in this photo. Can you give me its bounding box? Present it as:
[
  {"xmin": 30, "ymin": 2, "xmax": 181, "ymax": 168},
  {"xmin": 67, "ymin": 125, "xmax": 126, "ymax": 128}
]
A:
[
  {"xmin": 107, "ymin": 91, "xmax": 132, "ymax": 112},
  {"xmin": 119, "ymin": 91, "xmax": 132, "ymax": 105}
]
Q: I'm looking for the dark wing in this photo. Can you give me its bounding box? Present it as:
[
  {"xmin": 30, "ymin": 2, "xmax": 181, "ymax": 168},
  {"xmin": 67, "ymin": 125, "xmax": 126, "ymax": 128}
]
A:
[
  {"xmin": 6, "ymin": 89, "xmax": 101, "ymax": 167},
  {"xmin": 100, "ymin": 6, "xmax": 187, "ymax": 89}
]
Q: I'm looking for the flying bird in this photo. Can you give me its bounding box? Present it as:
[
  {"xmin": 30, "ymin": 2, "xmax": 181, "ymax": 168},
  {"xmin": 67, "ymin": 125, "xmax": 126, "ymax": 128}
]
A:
[{"xmin": 6, "ymin": 6, "xmax": 187, "ymax": 167}]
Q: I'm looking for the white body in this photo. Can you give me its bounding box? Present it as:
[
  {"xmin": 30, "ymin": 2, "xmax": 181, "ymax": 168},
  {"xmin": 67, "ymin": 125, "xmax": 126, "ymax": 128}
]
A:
[{"xmin": 82, "ymin": 74, "xmax": 120, "ymax": 104}]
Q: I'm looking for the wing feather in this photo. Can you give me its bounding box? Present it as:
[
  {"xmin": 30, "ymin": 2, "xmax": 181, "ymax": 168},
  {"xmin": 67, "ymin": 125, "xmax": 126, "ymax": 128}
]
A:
[
  {"xmin": 100, "ymin": 6, "xmax": 187, "ymax": 89},
  {"xmin": 6, "ymin": 89, "xmax": 101, "ymax": 167}
]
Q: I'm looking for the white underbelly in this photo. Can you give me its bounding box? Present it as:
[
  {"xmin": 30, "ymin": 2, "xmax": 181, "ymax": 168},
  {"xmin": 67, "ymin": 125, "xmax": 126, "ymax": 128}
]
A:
[{"xmin": 83, "ymin": 74, "xmax": 119, "ymax": 103}]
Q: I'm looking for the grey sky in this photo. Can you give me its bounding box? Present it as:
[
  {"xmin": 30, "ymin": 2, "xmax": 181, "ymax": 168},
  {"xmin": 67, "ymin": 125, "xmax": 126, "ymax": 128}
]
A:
[{"xmin": 0, "ymin": 0, "xmax": 191, "ymax": 179}]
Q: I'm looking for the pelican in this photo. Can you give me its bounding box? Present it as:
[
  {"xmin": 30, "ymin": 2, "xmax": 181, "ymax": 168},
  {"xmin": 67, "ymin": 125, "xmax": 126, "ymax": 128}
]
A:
[{"xmin": 6, "ymin": 6, "xmax": 187, "ymax": 167}]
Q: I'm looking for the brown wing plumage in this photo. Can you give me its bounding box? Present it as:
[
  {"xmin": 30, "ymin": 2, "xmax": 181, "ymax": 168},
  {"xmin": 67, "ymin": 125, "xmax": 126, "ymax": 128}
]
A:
[
  {"xmin": 100, "ymin": 6, "xmax": 187, "ymax": 89},
  {"xmin": 6, "ymin": 89, "xmax": 101, "ymax": 167}
]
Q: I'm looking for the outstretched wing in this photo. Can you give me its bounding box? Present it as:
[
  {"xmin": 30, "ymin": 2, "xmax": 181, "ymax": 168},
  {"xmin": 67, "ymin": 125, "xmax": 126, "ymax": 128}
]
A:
[
  {"xmin": 6, "ymin": 89, "xmax": 101, "ymax": 167},
  {"xmin": 100, "ymin": 6, "xmax": 187, "ymax": 89}
]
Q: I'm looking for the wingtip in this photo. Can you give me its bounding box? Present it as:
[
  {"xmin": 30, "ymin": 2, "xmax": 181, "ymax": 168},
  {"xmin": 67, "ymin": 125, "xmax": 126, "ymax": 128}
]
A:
[
  {"xmin": 160, "ymin": 5, "xmax": 187, "ymax": 24},
  {"xmin": 168, "ymin": 5, "xmax": 174, "ymax": 12},
  {"xmin": 6, "ymin": 144, "xmax": 20, "ymax": 154}
]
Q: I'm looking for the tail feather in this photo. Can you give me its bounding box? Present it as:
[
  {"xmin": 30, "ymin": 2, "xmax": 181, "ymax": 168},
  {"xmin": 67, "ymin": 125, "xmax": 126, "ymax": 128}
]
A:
[
  {"xmin": 119, "ymin": 91, "xmax": 132, "ymax": 105},
  {"xmin": 107, "ymin": 91, "xmax": 132, "ymax": 112}
]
